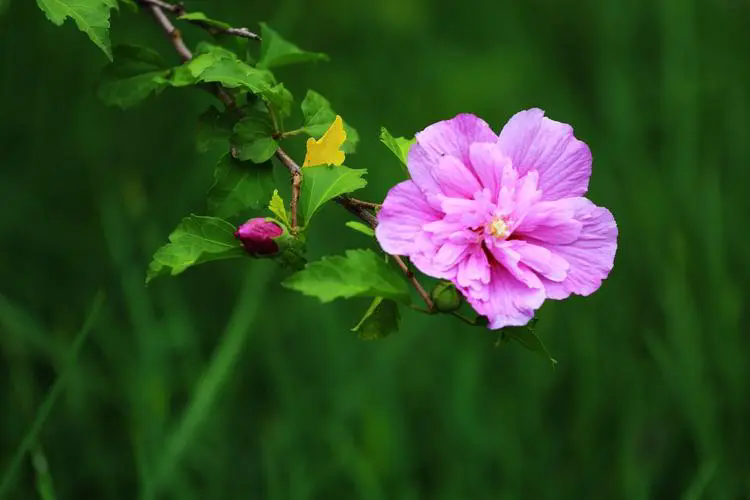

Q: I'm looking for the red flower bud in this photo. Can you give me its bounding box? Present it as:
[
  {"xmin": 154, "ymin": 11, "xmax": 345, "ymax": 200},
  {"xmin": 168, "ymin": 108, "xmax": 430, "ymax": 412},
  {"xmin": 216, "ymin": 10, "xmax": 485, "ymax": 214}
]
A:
[{"xmin": 234, "ymin": 218, "xmax": 284, "ymax": 256}]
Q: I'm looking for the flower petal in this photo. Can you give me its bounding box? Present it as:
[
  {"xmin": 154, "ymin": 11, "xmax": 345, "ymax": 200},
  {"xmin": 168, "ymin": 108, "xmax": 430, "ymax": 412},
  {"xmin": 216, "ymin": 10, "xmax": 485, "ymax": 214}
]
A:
[
  {"xmin": 465, "ymin": 266, "xmax": 545, "ymax": 329},
  {"xmin": 533, "ymin": 198, "xmax": 618, "ymax": 299},
  {"xmin": 432, "ymin": 155, "xmax": 482, "ymax": 198},
  {"xmin": 515, "ymin": 199, "xmax": 583, "ymax": 244},
  {"xmin": 485, "ymin": 240, "xmax": 543, "ymax": 289},
  {"xmin": 497, "ymin": 108, "xmax": 592, "ymax": 201},
  {"xmin": 504, "ymin": 240, "xmax": 569, "ymax": 283},
  {"xmin": 375, "ymin": 180, "xmax": 442, "ymax": 256},
  {"xmin": 468, "ymin": 142, "xmax": 510, "ymax": 199},
  {"xmin": 408, "ymin": 113, "xmax": 497, "ymax": 194}
]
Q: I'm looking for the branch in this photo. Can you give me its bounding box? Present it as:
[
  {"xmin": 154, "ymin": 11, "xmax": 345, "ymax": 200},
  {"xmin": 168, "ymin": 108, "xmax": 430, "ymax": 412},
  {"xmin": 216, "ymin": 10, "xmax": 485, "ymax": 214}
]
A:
[
  {"xmin": 137, "ymin": 0, "xmax": 260, "ymax": 41},
  {"xmin": 138, "ymin": 1, "xmax": 435, "ymax": 312},
  {"xmin": 274, "ymin": 149, "xmax": 302, "ymax": 231}
]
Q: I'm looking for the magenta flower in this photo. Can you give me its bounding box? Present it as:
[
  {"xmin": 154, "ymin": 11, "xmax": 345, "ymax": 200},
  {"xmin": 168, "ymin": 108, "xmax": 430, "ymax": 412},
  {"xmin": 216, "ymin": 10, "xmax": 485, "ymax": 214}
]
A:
[
  {"xmin": 375, "ymin": 110, "xmax": 618, "ymax": 329},
  {"xmin": 235, "ymin": 218, "xmax": 284, "ymax": 256}
]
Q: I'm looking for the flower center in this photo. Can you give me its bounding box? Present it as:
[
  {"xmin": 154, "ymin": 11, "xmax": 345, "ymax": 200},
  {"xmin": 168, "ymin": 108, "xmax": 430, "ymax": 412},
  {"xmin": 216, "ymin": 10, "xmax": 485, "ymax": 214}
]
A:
[{"xmin": 488, "ymin": 216, "xmax": 510, "ymax": 239}]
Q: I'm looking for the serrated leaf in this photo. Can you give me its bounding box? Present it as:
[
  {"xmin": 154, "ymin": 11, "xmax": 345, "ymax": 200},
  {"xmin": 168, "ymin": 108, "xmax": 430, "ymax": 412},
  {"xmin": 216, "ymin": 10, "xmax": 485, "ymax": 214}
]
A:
[
  {"xmin": 196, "ymin": 106, "xmax": 237, "ymax": 152},
  {"xmin": 351, "ymin": 297, "xmax": 400, "ymax": 340},
  {"xmin": 147, "ymin": 215, "xmax": 244, "ymax": 283},
  {"xmin": 177, "ymin": 11, "xmax": 231, "ymax": 30},
  {"xmin": 283, "ymin": 249, "xmax": 410, "ymax": 303},
  {"xmin": 257, "ymin": 22, "xmax": 329, "ymax": 69},
  {"xmin": 300, "ymin": 165, "xmax": 367, "ymax": 225},
  {"xmin": 97, "ymin": 45, "xmax": 170, "ymax": 108},
  {"xmin": 500, "ymin": 321, "xmax": 557, "ymax": 367},
  {"xmin": 300, "ymin": 90, "xmax": 359, "ymax": 153},
  {"xmin": 302, "ymin": 115, "xmax": 346, "ymax": 167},
  {"xmin": 265, "ymin": 82, "xmax": 293, "ymax": 119},
  {"xmin": 207, "ymin": 154, "xmax": 275, "ymax": 218},
  {"xmin": 268, "ymin": 190, "xmax": 289, "ymax": 227},
  {"xmin": 379, "ymin": 127, "xmax": 415, "ymax": 170},
  {"xmin": 36, "ymin": 0, "xmax": 116, "ymax": 59},
  {"xmin": 345, "ymin": 221, "xmax": 374, "ymax": 237},
  {"xmin": 233, "ymin": 116, "xmax": 278, "ymax": 163}
]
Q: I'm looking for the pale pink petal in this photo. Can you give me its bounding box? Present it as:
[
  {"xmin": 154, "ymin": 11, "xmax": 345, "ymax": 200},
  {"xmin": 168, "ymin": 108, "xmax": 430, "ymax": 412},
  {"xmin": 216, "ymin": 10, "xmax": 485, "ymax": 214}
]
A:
[
  {"xmin": 468, "ymin": 142, "xmax": 509, "ymax": 198},
  {"xmin": 456, "ymin": 245, "xmax": 491, "ymax": 290},
  {"xmin": 515, "ymin": 199, "xmax": 583, "ymax": 244},
  {"xmin": 432, "ymin": 155, "xmax": 482, "ymax": 198},
  {"xmin": 497, "ymin": 108, "xmax": 591, "ymax": 201},
  {"xmin": 466, "ymin": 266, "xmax": 545, "ymax": 329},
  {"xmin": 375, "ymin": 180, "xmax": 441, "ymax": 256},
  {"xmin": 504, "ymin": 240, "xmax": 568, "ymax": 282},
  {"xmin": 408, "ymin": 114, "xmax": 497, "ymax": 194},
  {"xmin": 531, "ymin": 198, "xmax": 618, "ymax": 299},
  {"xmin": 485, "ymin": 240, "xmax": 543, "ymax": 289}
]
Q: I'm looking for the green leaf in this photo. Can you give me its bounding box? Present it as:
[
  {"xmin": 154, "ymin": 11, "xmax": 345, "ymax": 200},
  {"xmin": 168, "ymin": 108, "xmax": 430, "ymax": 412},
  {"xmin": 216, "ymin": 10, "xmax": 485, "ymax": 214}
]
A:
[
  {"xmin": 351, "ymin": 297, "xmax": 400, "ymax": 340},
  {"xmin": 300, "ymin": 90, "xmax": 359, "ymax": 153},
  {"xmin": 345, "ymin": 221, "xmax": 374, "ymax": 237},
  {"xmin": 232, "ymin": 116, "xmax": 278, "ymax": 163},
  {"xmin": 282, "ymin": 249, "xmax": 410, "ymax": 303},
  {"xmin": 36, "ymin": 0, "xmax": 116, "ymax": 59},
  {"xmin": 196, "ymin": 106, "xmax": 237, "ymax": 152},
  {"xmin": 265, "ymin": 82, "xmax": 294, "ymax": 119},
  {"xmin": 168, "ymin": 45, "xmax": 275, "ymax": 93},
  {"xmin": 300, "ymin": 166, "xmax": 367, "ymax": 225},
  {"xmin": 257, "ymin": 22, "xmax": 329, "ymax": 69},
  {"xmin": 500, "ymin": 320, "xmax": 557, "ymax": 367},
  {"xmin": 97, "ymin": 45, "xmax": 170, "ymax": 108},
  {"xmin": 379, "ymin": 127, "xmax": 415, "ymax": 169},
  {"xmin": 177, "ymin": 11, "xmax": 231, "ymax": 31},
  {"xmin": 147, "ymin": 215, "xmax": 244, "ymax": 283},
  {"xmin": 207, "ymin": 154, "xmax": 275, "ymax": 218},
  {"xmin": 268, "ymin": 190, "xmax": 290, "ymax": 227}
]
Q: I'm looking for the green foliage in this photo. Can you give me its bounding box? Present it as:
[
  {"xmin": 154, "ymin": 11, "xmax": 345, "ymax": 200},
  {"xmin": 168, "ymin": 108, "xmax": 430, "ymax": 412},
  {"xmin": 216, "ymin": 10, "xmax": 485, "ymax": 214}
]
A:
[
  {"xmin": 268, "ymin": 190, "xmax": 290, "ymax": 227},
  {"xmin": 345, "ymin": 220, "xmax": 374, "ymax": 236},
  {"xmin": 351, "ymin": 297, "xmax": 400, "ymax": 339},
  {"xmin": 207, "ymin": 154, "xmax": 275, "ymax": 218},
  {"xmin": 499, "ymin": 319, "xmax": 557, "ymax": 367},
  {"xmin": 283, "ymin": 249, "xmax": 410, "ymax": 303},
  {"xmin": 257, "ymin": 22, "xmax": 329, "ymax": 69},
  {"xmin": 232, "ymin": 116, "xmax": 278, "ymax": 163},
  {"xmin": 300, "ymin": 166, "xmax": 367, "ymax": 225},
  {"xmin": 300, "ymin": 90, "xmax": 359, "ymax": 153},
  {"xmin": 97, "ymin": 44, "xmax": 169, "ymax": 108},
  {"xmin": 177, "ymin": 11, "xmax": 231, "ymax": 31},
  {"xmin": 195, "ymin": 106, "xmax": 236, "ymax": 152},
  {"xmin": 146, "ymin": 215, "xmax": 244, "ymax": 282},
  {"xmin": 379, "ymin": 126, "xmax": 415, "ymax": 170},
  {"xmin": 36, "ymin": 0, "xmax": 116, "ymax": 59}
]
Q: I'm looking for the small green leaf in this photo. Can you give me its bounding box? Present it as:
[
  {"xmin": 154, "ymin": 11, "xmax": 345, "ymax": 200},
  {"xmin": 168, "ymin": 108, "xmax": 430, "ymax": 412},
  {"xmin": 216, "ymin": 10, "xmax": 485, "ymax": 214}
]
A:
[
  {"xmin": 268, "ymin": 190, "xmax": 290, "ymax": 227},
  {"xmin": 300, "ymin": 166, "xmax": 367, "ymax": 225},
  {"xmin": 300, "ymin": 90, "xmax": 359, "ymax": 153},
  {"xmin": 196, "ymin": 106, "xmax": 237, "ymax": 152},
  {"xmin": 345, "ymin": 221, "xmax": 374, "ymax": 237},
  {"xmin": 265, "ymin": 82, "xmax": 294, "ymax": 119},
  {"xmin": 379, "ymin": 127, "xmax": 415, "ymax": 170},
  {"xmin": 177, "ymin": 11, "xmax": 231, "ymax": 30},
  {"xmin": 283, "ymin": 249, "xmax": 410, "ymax": 303},
  {"xmin": 500, "ymin": 320, "xmax": 557, "ymax": 367},
  {"xmin": 147, "ymin": 215, "xmax": 244, "ymax": 283},
  {"xmin": 257, "ymin": 22, "xmax": 329, "ymax": 69},
  {"xmin": 36, "ymin": 0, "xmax": 116, "ymax": 59},
  {"xmin": 233, "ymin": 116, "xmax": 278, "ymax": 163},
  {"xmin": 207, "ymin": 154, "xmax": 275, "ymax": 218},
  {"xmin": 97, "ymin": 45, "xmax": 170, "ymax": 108},
  {"xmin": 352, "ymin": 297, "xmax": 400, "ymax": 340}
]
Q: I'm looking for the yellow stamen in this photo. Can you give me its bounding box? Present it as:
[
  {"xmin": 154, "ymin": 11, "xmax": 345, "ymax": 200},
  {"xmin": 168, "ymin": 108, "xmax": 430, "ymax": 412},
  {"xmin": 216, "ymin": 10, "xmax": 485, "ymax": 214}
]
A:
[{"xmin": 488, "ymin": 217, "xmax": 510, "ymax": 239}]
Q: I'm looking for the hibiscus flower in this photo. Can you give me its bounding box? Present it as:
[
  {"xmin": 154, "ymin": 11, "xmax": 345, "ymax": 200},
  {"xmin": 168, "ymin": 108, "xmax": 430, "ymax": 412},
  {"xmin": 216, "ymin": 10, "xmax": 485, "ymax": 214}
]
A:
[{"xmin": 375, "ymin": 109, "xmax": 618, "ymax": 329}]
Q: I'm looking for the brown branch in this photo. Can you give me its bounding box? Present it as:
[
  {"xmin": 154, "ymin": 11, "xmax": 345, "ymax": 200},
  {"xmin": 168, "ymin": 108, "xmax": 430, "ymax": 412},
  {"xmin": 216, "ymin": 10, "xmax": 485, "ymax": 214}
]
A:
[
  {"xmin": 275, "ymin": 149, "xmax": 302, "ymax": 232},
  {"xmin": 143, "ymin": 2, "xmax": 192, "ymax": 61},
  {"xmin": 138, "ymin": 1, "xmax": 434, "ymax": 311},
  {"xmin": 225, "ymin": 27, "xmax": 261, "ymax": 41},
  {"xmin": 137, "ymin": 0, "xmax": 260, "ymax": 41}
]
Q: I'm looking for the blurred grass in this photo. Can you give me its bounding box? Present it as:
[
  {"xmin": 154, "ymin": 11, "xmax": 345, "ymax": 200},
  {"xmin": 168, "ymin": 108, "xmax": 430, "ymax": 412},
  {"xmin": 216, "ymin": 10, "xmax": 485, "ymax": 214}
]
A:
[{"xmin": 1, "ymin": 0, "xmax": 749, "ymax": 498}]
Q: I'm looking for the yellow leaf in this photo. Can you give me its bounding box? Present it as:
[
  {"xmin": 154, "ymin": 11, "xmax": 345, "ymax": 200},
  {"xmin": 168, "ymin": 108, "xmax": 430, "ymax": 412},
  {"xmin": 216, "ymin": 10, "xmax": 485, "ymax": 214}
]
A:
[
  {"xmin": 302, "ymin": 115, "xmax": 347, "ymax": 167},
  {"xmin": 268, "ymin": 189, "xmax": 289, "ymax": 227}
]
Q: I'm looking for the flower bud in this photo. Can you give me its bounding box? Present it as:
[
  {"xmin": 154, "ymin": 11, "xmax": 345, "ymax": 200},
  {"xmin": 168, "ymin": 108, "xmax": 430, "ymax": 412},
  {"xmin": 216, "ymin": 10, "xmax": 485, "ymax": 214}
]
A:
[
  {"xmin": 430, "ymin": 281, "xmax": 461, "ymax": 312},
  {"xmin": 234, "ymin": 218, "xmax": 284, "ymax": 256}
]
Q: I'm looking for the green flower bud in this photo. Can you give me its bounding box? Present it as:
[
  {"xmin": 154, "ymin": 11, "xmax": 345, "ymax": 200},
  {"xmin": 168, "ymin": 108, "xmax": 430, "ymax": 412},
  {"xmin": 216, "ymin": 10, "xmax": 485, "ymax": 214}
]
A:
[{"xmin": 431, "ymin": 281, "xmax": 462, "ymax": 312}]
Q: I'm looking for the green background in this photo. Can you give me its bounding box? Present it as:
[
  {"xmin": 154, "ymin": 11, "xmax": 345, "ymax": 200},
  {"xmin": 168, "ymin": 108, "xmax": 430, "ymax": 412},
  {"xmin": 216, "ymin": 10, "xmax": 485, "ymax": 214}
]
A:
[{"xmin": 2, "ymin": 0, "xmax": 749, "ymax": 498}]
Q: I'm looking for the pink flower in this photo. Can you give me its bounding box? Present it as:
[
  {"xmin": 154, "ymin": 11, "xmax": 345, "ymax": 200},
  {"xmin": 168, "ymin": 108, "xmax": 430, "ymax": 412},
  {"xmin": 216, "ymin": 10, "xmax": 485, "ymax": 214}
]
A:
[{"xmin": 375, "ymin": 110, "xmax": 618, "ymax": 329}]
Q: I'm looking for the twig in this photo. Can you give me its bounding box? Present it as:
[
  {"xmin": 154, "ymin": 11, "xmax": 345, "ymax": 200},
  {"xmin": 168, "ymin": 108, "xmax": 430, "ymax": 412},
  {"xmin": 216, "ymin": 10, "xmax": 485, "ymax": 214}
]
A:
[
  {"xmin": 275, "ymin": 149, "xmax": 302, "ymax": 232},
  {"xmin": 137, "ymin": 0, "xmax": 260, "ymax": 41},
  {"xmin": 143, "ymin": 2, "xmax": 192, "ymax": 61},
  {"xmin": 139, "ymin": 2, "xmax": 434, "ymax": 311},
  {"xmin": 225, "ymin": 27, "xmax": 261, "ymax": 41}
]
